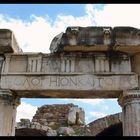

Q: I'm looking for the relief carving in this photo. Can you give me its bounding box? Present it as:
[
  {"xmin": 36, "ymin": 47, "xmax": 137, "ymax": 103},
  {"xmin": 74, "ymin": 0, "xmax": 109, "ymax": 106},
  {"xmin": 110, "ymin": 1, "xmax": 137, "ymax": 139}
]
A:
[
  {"xmin": 42, "ymin": 57, "xmax": 60, "ymax": 73},
  {"xmin": 28, "ymin": 55, "xmax": 42, "ymax": 72}
]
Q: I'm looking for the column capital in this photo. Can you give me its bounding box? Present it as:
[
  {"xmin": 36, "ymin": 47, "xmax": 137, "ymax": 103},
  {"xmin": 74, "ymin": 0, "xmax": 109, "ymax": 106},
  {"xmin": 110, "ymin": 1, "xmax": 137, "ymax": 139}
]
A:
[
  {"xmin": 0, "ymin": 90, "xmax": 20, "ymax": 106},
  {"xmin": 118, "ymin": 90, "xmax": 140, "ymax": 107}
]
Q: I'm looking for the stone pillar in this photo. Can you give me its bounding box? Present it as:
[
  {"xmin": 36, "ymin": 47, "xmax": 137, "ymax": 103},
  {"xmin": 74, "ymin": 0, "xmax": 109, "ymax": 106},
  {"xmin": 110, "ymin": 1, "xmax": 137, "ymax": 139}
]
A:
[
  {"xmin": 0, "ymin": 90, "xmax": 20, "ymax": 136},
  {"xmin": 118, "ymin": 90, "xmax": 140, "ymax": 136}
]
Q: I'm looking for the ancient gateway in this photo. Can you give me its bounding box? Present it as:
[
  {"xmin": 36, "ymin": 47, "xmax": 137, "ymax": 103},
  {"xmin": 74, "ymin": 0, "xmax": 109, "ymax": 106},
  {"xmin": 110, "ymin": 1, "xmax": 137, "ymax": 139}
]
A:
[{"xmin": 0, "ymin": 26, "xmax": 140, "ymax": 136}]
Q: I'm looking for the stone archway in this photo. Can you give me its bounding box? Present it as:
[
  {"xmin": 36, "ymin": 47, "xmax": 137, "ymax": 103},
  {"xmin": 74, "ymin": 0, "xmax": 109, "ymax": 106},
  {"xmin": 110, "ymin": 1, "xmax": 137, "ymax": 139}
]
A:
[
  {"xmin": 83, "ymin": 113, "xmax": 122, "ymax": 136},
  {"xmin": 0, "ymin": 27, "xmax": 140, "ymax": 136},
  {"xmin": 16, "ymin": 128, "xmax": 47, "ymax": 136},
  {"xmin": 15, "ymin": 119, "xmax": 57, "ymax": 136},
  {"xmin": 97, "ymin": 122, "xmax": 122, "ymax": 136}
]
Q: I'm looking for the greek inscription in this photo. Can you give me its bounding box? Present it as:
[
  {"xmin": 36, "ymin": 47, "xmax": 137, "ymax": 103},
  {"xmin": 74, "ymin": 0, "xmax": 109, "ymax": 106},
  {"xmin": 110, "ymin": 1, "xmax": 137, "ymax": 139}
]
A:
[
  {"xmin": 49, "ymin": 76, "xmax": 78, "ymax": 87},
  {"xmin": 23, "ymin": 78, "xmax": 30, "ymax": 86},
  {"xmin": 105, "ymin": 78, "xmax": 113, "ymax": 85},
  {"xmin": 11, "ymin": 75, "xmax": 138, "ymax": 90},
  {"xmin": 49, "ymin": 76, "xmax": 58, "ymax": 86},
  {"xmin": 14, "ymin": 77, "xmax": 41, "ymax": 87},
  {"xmin": 49, "ymin": 76, "xmax": 98, "ymax": 87},
  {"xmin": 69, "ymin": 77, "xmax": 78, "ymax": 86},
  {"xmin": 14, "ymin": 78, "xmax": 23, "ymax": 86},
  {"xmin": 78, "ymin": 78, "xmax": 88, "ymax": 86},
  {"xmin": 31, "ymin": 78, "xmax": 40, "ymax": 86},
  {"xmin": 98, "ymin": 77, "xmax": 104, "ymax": 88},
  {"xmin": 60, "ymin": 77, "xmax": 69, "ymax": 86}
]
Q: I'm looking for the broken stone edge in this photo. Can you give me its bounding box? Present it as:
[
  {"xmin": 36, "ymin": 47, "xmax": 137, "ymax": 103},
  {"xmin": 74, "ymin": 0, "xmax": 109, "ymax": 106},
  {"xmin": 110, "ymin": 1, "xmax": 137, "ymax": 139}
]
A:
[{"xmin": 0, "ymin": 29, "xmax": 22, "ymax": 54}]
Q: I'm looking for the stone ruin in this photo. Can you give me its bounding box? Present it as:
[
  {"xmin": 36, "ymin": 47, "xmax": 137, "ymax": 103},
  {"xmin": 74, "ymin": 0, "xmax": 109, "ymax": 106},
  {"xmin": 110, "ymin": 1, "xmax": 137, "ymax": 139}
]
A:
[
  {"xmin": 84, "ymin": 112, "xmax": 122, "ymax": 136},
  {"xmin": 32, "ymin": 103, "xmax": 85, "ymax": 128},
  {"xmin": 15, "ymin": 103, "xmax": 123, "ymax": 136},
  {"xmin": 50, "ymin": 26, "xmax": 140, "ymax": 54},
  {"xmin": 16, "ymin": 103, "xmax": 85, "ymax": 136},
  {"xmin": 1, "ymin": 26, "xmax": 140, "ymax": 136}
]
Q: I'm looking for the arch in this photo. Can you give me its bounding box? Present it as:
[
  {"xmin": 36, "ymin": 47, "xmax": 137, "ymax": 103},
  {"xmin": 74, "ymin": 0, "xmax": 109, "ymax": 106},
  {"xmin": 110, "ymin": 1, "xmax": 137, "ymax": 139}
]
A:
[
  {"xmin": 15, "ymin": 121, "xmax": 56, "ymax": 136},
  {"xmin": 97, "ymin": 122, "xmax": 122, "ymax": 136},
  {"xmin": 83, "ymin": 113, "xmax": 122, "ymax": 136},
  {"xmin": 15, "ymin": 128, "xmax": 47, "ymax": 136}
]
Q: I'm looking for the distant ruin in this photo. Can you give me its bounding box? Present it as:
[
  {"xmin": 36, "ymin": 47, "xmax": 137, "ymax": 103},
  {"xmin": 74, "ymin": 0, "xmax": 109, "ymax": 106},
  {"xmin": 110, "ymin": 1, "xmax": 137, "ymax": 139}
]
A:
[
  {"xmin": 32, "ymin": 103, "xmax": 85, "ymax": 127},
  {"xmin": 16, "ymin": 103, "xmax": 85, "ymax": 136},
  {"xmin": 15, "ymin": 104, "xmax": 122, "ymax": 136}
]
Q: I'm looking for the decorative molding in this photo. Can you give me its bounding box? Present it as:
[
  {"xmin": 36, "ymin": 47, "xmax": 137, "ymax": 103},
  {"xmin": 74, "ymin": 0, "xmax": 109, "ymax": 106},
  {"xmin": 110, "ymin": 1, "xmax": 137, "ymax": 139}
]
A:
[
  {"xmin": 0, "ymin": 90, "xmax": 20, "ymax": 106},
  {"xmin": 118, "ymin": 90, "xmax": 140, "ymax": 107}
]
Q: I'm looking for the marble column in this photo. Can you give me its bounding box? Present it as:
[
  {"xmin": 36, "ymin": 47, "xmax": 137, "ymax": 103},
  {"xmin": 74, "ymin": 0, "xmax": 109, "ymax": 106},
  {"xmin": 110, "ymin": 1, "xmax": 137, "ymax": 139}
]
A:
[
  {"xmin": 118, "ymin": 90, "xmax": 140, "ymax": 136},
  {"xmin": 0, "ymin": 90, "xmax": 20, "ymax": 136}
]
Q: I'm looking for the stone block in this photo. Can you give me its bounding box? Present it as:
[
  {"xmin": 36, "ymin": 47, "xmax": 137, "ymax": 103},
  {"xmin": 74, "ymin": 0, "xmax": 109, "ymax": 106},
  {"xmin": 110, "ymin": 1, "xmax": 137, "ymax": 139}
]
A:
[
  {"xmin": 46, "ymin": 129, "xmax": 57, "ymax": 136},
  {"xmin": 50, "ymin": 26, "xmax": 140, "ymax": 54},
  {"xmin": 20, "ymin": 119, "xmax": 30, "ymax": 123},
  {"xmin": 67, "ymin": 107, "xmax": 85, "ymax": 125},
  {"xmin": 58, "ymin": 127, "xmax": 75, "ymax": 136},
  {"xmin": 0, "ymin": 29, "xmax": 22, "ymax": 53}
]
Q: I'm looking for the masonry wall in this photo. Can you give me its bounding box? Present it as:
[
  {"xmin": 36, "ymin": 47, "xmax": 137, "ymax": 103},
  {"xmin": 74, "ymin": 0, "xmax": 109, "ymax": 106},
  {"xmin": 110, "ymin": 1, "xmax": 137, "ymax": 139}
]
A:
[{"xmin": 32, "ymin": 103, "xmax": 78, "ymax": 128}]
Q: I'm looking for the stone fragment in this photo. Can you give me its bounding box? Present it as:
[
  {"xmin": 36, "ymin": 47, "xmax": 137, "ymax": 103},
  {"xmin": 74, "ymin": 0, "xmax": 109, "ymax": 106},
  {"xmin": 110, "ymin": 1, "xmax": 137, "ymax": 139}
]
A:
[
  {"xmin": 32, "ymin": 104, "xmax": 82, "ymax": 127},
  {"xmin": 67, "ymin": 107, "xmax": 85, "ymax": 125},
  {"xmin": 0, "ymin": 29, "xmax": 22, "ymax": 53},
  {"xmin": 57, "ymin": 127, "xmax": 75, "ymax": 136},
  {"xmin": 50, "ymin": 26, "xmax": 140, "ymax": 54},
  {"xmin": 20, "ymin": 119, "xmax": 30, "ymax": 123},
  {"xmin": 50, "ymin": 32, "xmax": 63, "ymax": 53},
  {"xmin": 43, "ymin": 113, "xmax": 53, "ymax": 118},
  {"xmin": 48, "ymin": 122, "xmax": 55, "ymax": 126},
  {"xmin": 46, "ymin": 129, "xmax": 57, "ymax": 136}
]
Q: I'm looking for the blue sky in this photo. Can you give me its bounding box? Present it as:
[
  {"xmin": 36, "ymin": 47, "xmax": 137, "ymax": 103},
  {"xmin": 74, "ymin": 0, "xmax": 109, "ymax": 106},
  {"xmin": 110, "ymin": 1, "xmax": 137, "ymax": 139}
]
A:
[
  {"xmin": 21, "ymin": 98, "xmax": 121, "ymax": 123},
  {"xmin": 0, "ymin": 4, "xmax": 87, "ymax": 21},
  {"xmin": 1, "ymin": 4, "xmax": 140, "ymax": 124}
]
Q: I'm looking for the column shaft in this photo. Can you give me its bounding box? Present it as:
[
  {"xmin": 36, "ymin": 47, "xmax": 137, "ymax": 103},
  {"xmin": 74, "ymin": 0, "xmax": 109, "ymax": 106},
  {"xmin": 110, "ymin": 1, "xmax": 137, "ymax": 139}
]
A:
[
  {"xmin": 0, "ymin": 90, "xmax": 20, "ymax": 136},
  {"xmin": 118, "ymin": 90, "xmax": 140, "ymax": 136}
]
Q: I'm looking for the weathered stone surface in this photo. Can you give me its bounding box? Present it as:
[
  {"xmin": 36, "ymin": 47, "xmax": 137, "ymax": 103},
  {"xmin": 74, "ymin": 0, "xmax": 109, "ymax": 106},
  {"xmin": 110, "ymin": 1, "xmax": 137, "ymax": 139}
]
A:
[
  {"xmin": 16, "ymin": 128, "xmax": 47, "ymax": 136},
  {"xmin": 68, "ymin": 107, "xmax": 85, "ymax": 125},
  {"xmin": 16, "ymin": 120, "xmax": 57, "ymax": 136},
  {"xmin": 50, "ymin": 26, "xmax": 140, "ymax": 54},
  {"xmin": 16, "ymin": 104, "xmax": 85, "ymax": 136},
  {"xmin": 46, "ymin": 129, "xmax": 57, "ymax": 136},
  {"xmin": 118, "ymin": 90, "xmax": 140, "ymax": 136},
  {"xmin": 82, "ymin": 113, "xmax": 122, "ymax": 136},
  {"xmin": 16, "ymin": 107, "xmax": 124, "ymax": 136},
  {"xmin": 0, "ymin": 52, "xmax": 138, "ymax": 98},
  {"xmin": 2, "ymin": 26, "xmax": 140, "ymax": 136},
  {"xmin": 32, "ymin": 104, "xmax": 81, "ymax": 128},
  {"xmin": 0, "ymin": 90, "xmax": 20, "ymax": 136},
  {"xmin": 48, "ymin": 122, "xmax": 55, "ymax": 126},
  {"xmin": 57, "ymin": 127, "xmax": 75, "ymax": 136},
  {"xmin": 43, "ymin": 113, "xmax": 53, "ymax": 118},
  {"xmin": 50, "ymin": 26, "xmax": 112, "ymax": 52},
  {"xmin": 50, "ymin": 32, "xmax": 63, "ymax": 53},
  {"xmin": 68, "ymin": 111, "xmax": 76, "ymax": 125},
  {"xmin": 113, "ymin": 27, "xmax": 139, "ymax": 45},
  {"xmin": 2, "ymin": 52, "xmax": 132, "ymax": 74},
  {"xmin": 0, "ymin": 29, "xmax": 22, "ymax": 53},
  {"xmin": 20, "ymin": 119, "xmax": 30, "ymax": 123}
]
